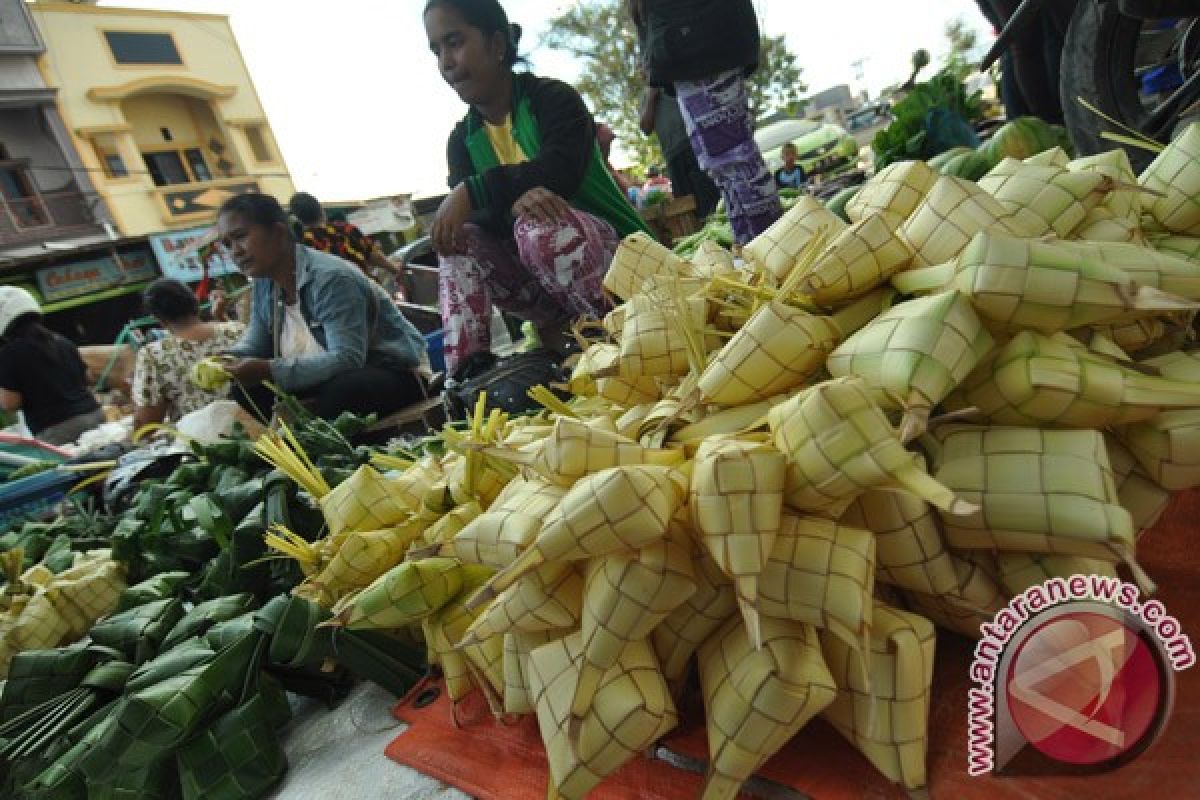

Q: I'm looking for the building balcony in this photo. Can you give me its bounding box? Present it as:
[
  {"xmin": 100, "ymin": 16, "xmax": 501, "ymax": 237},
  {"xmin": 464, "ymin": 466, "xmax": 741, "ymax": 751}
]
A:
[
  {"xmin": 0, "ymin": 191, "xmax": 105, "ymax": 249},
  {"xmin": 151, "ymin": 176, "xmax": 261, "ymax": 226}
]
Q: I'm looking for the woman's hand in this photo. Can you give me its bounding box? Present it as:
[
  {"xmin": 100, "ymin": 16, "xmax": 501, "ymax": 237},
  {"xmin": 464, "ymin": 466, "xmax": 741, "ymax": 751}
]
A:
[
  {"xmin": 512, "ymin": 187, "xmax": 571, "ymax": 225},
  {"xmin": 225, "ymin": 357, "xmax": 272, "ymax": 386},
  {"xmin": 431, "ymin": 183, "xmax": 472, "ymax": 257}
]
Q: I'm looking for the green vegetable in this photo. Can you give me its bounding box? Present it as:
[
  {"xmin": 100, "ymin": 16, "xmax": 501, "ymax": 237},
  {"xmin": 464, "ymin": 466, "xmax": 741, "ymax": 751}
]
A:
[{"xmin": 872, "ymin": 68, "xmax": 984, "ymax": 169}]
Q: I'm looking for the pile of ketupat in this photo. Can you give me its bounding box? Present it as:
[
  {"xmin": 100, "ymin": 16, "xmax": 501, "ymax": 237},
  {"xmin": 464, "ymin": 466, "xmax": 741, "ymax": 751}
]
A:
[{"xmin": 265, "ymin": 123, "xmax": 1200, "ymax": 799}]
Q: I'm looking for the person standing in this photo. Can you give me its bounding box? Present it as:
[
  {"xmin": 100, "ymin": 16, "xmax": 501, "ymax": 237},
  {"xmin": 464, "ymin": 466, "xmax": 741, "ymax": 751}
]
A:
[
  {"xmin": 0, "ymin": 287, "xmax": 104, "ymax": 445},
  {"xmin": 423, "ymin": 0, "xmax": 650, "ymax": 376},
  {"xmin": 631, "ymin": 0, "xmax": 781, "ymax": 245},
  {"xmin": 639, "ymin": 86, "xmax": 720, "ymax": 218},
  {"xmin": 774, "ymin": 142, "xmax": 807, "ymax": 190}
]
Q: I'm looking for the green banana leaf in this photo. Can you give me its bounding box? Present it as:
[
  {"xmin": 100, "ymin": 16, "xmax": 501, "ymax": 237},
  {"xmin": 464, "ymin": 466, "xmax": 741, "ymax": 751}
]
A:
[
  {"xmin": 203, "ymin": 614, "xmax": 258, "ymax": 654},
  {"xmin": 176, "ymin": 680, "xmax": 289, "ymax": 800},
  {"xmin": 0, "ymin": 644, "xmax": 118, "ymax": 721},
  {"xmin": 126, "ymin": 640, "xmax": 216, "ymax": 693},
  {"xmin": 78, "ymin": 632, "xmax": 263, "ymax": 781},
  {"xmin": 116, "ymin": 571, "xmax": 192, "ymax": 613},
  {"xmin": 159, "ymin": 594, "xmax": 258, "ymax": 653},
  {"xmin": 89, "ymin": 598, "xmax": 185, "ymax": 664}
]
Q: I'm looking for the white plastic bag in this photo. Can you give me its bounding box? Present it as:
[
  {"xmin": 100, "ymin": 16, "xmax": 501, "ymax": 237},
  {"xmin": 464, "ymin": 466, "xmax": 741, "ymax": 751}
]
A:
[{"xmin": 175, "ymin": 400, "xmax": 264, "ymax": 445}]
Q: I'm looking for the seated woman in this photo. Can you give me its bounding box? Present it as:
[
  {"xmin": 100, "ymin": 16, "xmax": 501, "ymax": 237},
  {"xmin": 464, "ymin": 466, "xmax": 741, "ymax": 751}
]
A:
[
  {"xmin": 132, "ymin": 279, "xmax": 244, "ymax": 429},
  {"xmin": 217, "ymin": 193, "xmax": 431, "ymax": 421},
  {"xmin": 0, "ymin": 287, "xmax": 105, "ymax": 446},
  {"xmin": 423, "ymin": 0, "xmax": 650, "ymax": 377}
]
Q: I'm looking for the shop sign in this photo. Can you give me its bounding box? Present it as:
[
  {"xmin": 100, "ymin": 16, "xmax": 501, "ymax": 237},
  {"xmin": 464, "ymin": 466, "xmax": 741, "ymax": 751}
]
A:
[
  {"xmin": 149, "ymin": 226, "xmax": 239, "ymax": 283},
  {"xmin": 35, "ymin": 247, "xmax": 158, "ymax": 303}
]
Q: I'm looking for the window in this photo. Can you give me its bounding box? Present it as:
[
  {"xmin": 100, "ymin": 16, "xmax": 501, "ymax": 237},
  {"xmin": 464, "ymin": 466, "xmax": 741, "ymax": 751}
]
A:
[
  {"xmin": 143, "ymin": 151, "xmax": 189, "ymax": 186},
  {"xmin": 244, "ymin": 125, "xmax": 274, "ymax": 163},
  {"xmin": 102, "ymin": 153, "xmax": 129, "ymax": 179},
  {"xmin": 143, "ymin": 148, "xmax": 214, "ymax": 186},
  {"xmin": 104, "ymin": 31, "xmax": 182, "ymax": 65},
  {"xmin": 0, "ymin": 145, "xmax": 47, "ymax": 227},
  {"xmin": 90, "ymin": 135, "xmax": 129, "ymax": 179},
  {"xmin": 184, "ymin": 148, "xmax": 212, "ymax": 182}
]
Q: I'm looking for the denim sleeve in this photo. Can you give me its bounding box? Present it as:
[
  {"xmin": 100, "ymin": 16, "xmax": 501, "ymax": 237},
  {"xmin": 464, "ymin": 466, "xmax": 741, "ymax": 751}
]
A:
[
  {"xmin": 268, "ymin": 271, "xmax": 368, "ymax": 392},
  {"xmin": 227, "ymin": 281, "xmax": 272, "ymax": 359}
]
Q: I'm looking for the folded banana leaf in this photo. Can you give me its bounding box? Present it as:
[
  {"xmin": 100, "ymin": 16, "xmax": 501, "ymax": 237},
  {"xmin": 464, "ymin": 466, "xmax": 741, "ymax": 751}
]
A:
[
  {"xmin": 165, "ymin": 462, "xmax": 212, "ymax": 492},
  {"xmin": 0, "ymin": 643, "xmax": 100, "ymax": 721},
  {"xmin": 333, "ymin": 629, "xmax": 427, "ymax": 698},
  {"xmin": 126, "ymin": 640, "xmax": 216, "ymax": 693},
  {"xmin": 159, "ymin": 594, "xmax": 257, "ymax": 653},
  {"xmin": 89, "ymin": 599, "xmax": 185, "ymax": 664},
  {"xmin": 193, "ymin": 507, "xmax": 271, "ymax": 602},
  {"xmin": 204, "ymin": 615, "xmax": 257, "ymax": 652},
  {"xmin": 78, "ymin": 632, "xmax": 263, "ymax": 781},
  {"xmin": 116, "ymin": 572, "xmax": 191, "ymax": 613},
  {"xmin": 89, "ymin": 755, "xmax": 180, "ymax": 800},
  {"xmin": 176, "ymin": 678, "xmax": 290, "ymax": 800},
  {"xmin": 40, "ymin": 535, "xmax": 74, "ymax": 575}
]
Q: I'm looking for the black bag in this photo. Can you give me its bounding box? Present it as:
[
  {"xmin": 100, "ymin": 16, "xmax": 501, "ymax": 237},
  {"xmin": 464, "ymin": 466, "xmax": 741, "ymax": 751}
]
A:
[
  {"xmin": 642, "ymin": 0, "xmax": 760, "ymax": 87},
  {"xmin": 444, "ymin": 350, "xmax": 569, "ymax": 420}
]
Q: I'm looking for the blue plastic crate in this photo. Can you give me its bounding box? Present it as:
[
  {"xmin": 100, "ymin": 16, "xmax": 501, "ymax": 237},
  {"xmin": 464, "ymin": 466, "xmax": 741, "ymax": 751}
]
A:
[
  {"xmin": 424, "ymin": 329, "xmax": 446, "ymax": 374},
  {"xmin": 0, "ymin": 469, "xmax": 76, "ymax": 532}
]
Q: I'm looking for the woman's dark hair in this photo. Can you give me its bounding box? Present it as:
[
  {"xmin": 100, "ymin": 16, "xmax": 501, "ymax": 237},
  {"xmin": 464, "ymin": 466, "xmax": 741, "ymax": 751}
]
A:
[
  {"xmin": 218, "ymin": 192, "xmax": 292, "ymax": 232},
  {"xmin": 424, "ymin": 0, "xmax": 523, "ymax": 67},
  {"xmin": 288, "ymin": 192, "xmax": 323, "ymax": 226},
  {"xmin": 143, "ymin": 278, "xmax": 199, "ymax": 324}
]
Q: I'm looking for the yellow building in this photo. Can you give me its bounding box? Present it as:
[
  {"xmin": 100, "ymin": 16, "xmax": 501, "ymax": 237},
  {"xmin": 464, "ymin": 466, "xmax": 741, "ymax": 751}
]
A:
[{"xmin": 29, "ymin": 1, "xmax": 294, "ymax": 236}]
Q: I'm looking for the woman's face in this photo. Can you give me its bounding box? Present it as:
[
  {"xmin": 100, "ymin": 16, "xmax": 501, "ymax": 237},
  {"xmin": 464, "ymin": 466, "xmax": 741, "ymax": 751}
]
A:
[
  {"xmin": 218, "ymin": 211, "xmax": 288, "ymax": 279},
  {"xmin": 424, "ymin": 5, "xmax": 507, "ymax": 107}
]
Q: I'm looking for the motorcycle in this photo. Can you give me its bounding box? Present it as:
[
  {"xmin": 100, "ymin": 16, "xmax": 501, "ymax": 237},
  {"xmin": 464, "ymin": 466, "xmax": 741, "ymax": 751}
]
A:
[{"xmin": 982, "ymin": 0, "xmax": 1199, "ymax": 168}]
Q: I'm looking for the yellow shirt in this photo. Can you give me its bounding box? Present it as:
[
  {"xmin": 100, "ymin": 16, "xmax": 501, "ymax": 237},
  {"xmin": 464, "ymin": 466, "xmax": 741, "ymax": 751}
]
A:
[{"xmin": 484, "ymin": 115, "xmax": 528, "ymax": 165}]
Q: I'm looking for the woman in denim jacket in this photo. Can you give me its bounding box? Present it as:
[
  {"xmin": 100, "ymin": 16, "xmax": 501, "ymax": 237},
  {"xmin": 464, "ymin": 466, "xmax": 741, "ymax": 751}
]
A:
[{"xmin": 218, "ymin": 193, "xmax": 430, "ymax": 420}]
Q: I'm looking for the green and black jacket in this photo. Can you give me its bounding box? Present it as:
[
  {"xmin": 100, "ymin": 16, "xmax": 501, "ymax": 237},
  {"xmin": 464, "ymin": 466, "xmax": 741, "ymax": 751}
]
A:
[{"xmin": 446, "ymin": 72, "xmax": 649, "ymax": 239}]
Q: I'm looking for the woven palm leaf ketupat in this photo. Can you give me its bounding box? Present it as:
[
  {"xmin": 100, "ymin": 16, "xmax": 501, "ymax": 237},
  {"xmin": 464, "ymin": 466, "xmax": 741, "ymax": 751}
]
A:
[
  {"xmin": 569, "ymin": 529, "xmax": 695, "ymax": 730},
  {"xmin": 1048, "ymin": 238, "xmax": 1200, "ymax": 300},
  {"xmin": 417, "ymin": 500, "xmax": 482, "ymax": 548},
  {"xmin": 767, "ymin": 376, "xmax": 977, "ymax": 516},
  {"xmin": 757, "ymin": 513, "xmax": 876, "ymax": 656},
  {"xmin": 501, "ymin": 416, "xmax": 685, "ymax": 488},
  {"xmin": 1115, "ymin": 409, "xmax": 1200, "ymax": 490},
  {"xmin": 945, "ymin": 330, "xmax": 1200, "ymax": 428},
  {"xmin": 421, "ymin": 566, "xmax": 502, "ymax": 705},
  {"xmin": 990, "ymin": 552, "xmax": 1117, "ymax": 596},
  {"xmin": 586, "ymin": 343, "xmax": 662, "ymax": 407},
  {"xmin": 430, "ymin": 478, "xmax": 567, "ymax": 569},
  {"xmin": 927, "ymin": 425, "xmax": 1149, "ymax": 589},
  {"xmin": 503, "ymin": 628, "xmax": 564, "ymax": 715},
  {"xmin": 318, "ymin": 464, "xmax": 416, "ymax": 537},
  {"xmin": 469, "ymin": 465, "xmax": 686, "ymax": 608},
  {"xmin": 898, "ymin": 175, "xmax": 1040, "ymax": 267},
  {"xmin": 689, "ymin": 438, "xmax": 785, "ymax": 643},
  {"xmin": 798, "ymin": 214, "xmax": 915, "ymax": 307},
  {"xmin": 697, "ymin": 300, "xmax": 842, "ymax": 407},
  {"xmin": 1104, "ymin": 434, "xmax": 1172, "ymax": 535},
  {"xmin": 827, "ymin": 291, "xmax": 995, "ymax": 441},
  {"xmin": 651, "ymin": 537, "xmax": 739, "ymax": 696},
  {"xmin": 1150, "ymin": 233, "xmax": 1200, "ymax": 262},
  {"xmin": 460, "ymin": 563, "xmax": 584, "ymax": 644},
  {"xmin": 1142, "ymin": 347, "xmax": 1200, "ymax": 381},
  {"xmin": 891, "ymin": 232, "xmax": 1200, "ymax": 335},
  {"xmin": 820, "ymin": 603, "xmax": 936, "ymax": 791},
  {"xmin": 1139, "ymin": 122, "xmax": 1200, "ymax": 235},
  {"xmin": 899, "ymin": 555, "xmax": 1007, "ymax": 639},
  {"xmin": 742, "ymin": 195, "xmax": 847, "ymax": 282},
  {"xmin": 1026, "ymin": 147, "xmax": 1070, "ymax": 167},
  {"xmin": 977, "ymin": 157, "xmax": 1110, "ymax": 238},
  {"xmin": 618, "ymin": 289, "xmax": 708, "ymax": 378},
  {"xmin": 1081, "ymin": 316, "xmax": 1175, "ymax": 355},
  {"xmin": 528, "ymin": 633, "xmax": 677, "ymax": 800},
  {"xmin": 304, "ymin": 524, "xmax": 425, "ymax": 606},
  {"xmin": 839, "ymin": 488, "xmax": 961, "ymax": 596},
  {"xmin": 603, "ymin": 232, "xmax": 694, "ymax": 301},
  {"xmin": 697, "ymin": 614, "xmax": 837, "ymax": 800},
  {"xmin": 1068, "ymin": 149, "xmax": 1143, "ymax": 229},
  {"xmin": 333, "ymin": 556, "xmax": 465, "ymax": 630},
  {"xmin": 691, "ymin": 239, "xmax": 738, "ymax": 278},
  {"xmin": 845, "ymin": 160, "xmax": 938, "ymax": 229}
]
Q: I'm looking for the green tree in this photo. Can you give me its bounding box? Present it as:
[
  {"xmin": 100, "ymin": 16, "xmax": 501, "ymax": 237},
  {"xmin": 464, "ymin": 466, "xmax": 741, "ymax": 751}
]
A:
[
  {"xmin": 943, "ymin": 16, "xmax": 979, "ymax": 81},
  {"xmin": 540, "ymin": 0, "xmax": 805, "ymax": 171}
]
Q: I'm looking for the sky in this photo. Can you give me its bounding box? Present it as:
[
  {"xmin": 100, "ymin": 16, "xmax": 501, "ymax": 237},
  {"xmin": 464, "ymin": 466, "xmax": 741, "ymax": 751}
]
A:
[{"xmin": 102, "ymin": 0, "xmax": 995, "ymax": 201}]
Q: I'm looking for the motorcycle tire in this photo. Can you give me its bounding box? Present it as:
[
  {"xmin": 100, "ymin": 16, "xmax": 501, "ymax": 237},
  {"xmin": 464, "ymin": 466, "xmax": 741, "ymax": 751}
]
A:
[{"xmin": 1060, "ymin": 0, "xmax": 1156, "ymax": 170}]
